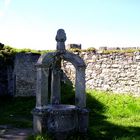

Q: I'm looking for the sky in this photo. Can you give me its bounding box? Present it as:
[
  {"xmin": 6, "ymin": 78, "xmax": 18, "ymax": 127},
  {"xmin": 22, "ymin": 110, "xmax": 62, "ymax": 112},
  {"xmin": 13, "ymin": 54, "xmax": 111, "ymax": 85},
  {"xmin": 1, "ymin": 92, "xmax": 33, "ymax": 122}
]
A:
[{"xmin": 0, "ymin": 0, "xmax": 140, "ymax": 50}]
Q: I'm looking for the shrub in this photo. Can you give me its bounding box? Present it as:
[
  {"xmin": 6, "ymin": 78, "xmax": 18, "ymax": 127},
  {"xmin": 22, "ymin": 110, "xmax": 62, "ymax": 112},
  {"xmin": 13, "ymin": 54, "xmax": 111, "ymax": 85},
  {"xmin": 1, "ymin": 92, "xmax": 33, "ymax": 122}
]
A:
[{"xmin": 87, "ymin": 47, "xmax": 96, "ymax": 53}]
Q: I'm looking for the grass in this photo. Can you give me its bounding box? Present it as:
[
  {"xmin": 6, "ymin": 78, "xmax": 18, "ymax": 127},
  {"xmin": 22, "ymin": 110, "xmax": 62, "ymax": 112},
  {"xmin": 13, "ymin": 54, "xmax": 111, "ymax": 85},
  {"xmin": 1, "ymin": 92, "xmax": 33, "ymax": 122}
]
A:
[
  {"xmin": 0, "ymin": 87, "xmax": 140, "ymax": 139},
  {"xmin": 88, "ymin": 90, "xmax": 140, "ymax": 126},
  {"xmin": 0, "ymin": 96, "xmax": 35, "ymax": 128},
  {"xmin": 86, "ymin": 90, "xmax": 140, "ymax": 140}
]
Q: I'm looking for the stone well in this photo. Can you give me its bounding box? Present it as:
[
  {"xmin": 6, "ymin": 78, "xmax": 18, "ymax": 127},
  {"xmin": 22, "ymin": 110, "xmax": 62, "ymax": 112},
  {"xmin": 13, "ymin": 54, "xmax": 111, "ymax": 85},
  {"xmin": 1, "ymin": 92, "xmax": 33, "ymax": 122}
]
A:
[{"xmin": 32, "ymin": 29, "xmax": 89, "ymax": 138}]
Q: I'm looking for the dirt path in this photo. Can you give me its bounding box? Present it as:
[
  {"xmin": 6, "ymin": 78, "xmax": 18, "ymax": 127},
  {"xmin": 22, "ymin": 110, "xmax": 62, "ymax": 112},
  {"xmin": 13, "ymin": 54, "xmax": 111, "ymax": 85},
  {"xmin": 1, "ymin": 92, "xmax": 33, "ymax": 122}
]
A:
[{"xmin": 0, "ymin": 125, "xmax": 33, "ymax": 140}]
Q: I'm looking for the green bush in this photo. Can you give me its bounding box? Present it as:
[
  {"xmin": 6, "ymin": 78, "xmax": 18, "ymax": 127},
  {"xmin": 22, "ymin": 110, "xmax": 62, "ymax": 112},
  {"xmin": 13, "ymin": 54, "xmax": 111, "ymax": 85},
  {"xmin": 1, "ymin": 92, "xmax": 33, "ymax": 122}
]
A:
[
  {"xmin": 86, "ymin": 47, "xmax": 96, "ymax": 52},
  {"xmin": 0, "ymin": 45, "xmax": 54, "ymax": 64}
]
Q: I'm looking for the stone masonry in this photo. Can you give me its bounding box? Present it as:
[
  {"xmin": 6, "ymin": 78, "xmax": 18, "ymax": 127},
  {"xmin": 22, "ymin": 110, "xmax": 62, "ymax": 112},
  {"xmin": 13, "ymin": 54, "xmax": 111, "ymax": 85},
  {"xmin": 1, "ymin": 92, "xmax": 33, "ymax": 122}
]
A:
[
  {"xmin": 2, "ymin": 50, "xmax": 140, "ymax": 97},
  {"xmin": 62, "ymin": 51, "xmax": 140, "ymax": 97},
  {"xmin": 14, "ymin": 53, "xmax": 40, "ymax": 96}
]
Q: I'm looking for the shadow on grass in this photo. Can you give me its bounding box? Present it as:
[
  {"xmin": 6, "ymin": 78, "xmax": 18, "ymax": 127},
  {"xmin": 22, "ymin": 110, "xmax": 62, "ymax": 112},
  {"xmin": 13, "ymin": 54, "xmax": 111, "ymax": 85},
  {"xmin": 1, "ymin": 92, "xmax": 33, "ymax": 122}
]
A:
[
  {"xmin": 86, "ymin": 91, "xmax": 140, "ymax": 140},
  {"xmin": 0, "ymin": 95, "xmax": 35, "ymax": 128},
  {"xmin": 0, "ymin": 85, "xmax": 140, "ymax": 140},
  {"xmin": 60, "ymin": 83, "xmax": 140, "ymax": 139}
]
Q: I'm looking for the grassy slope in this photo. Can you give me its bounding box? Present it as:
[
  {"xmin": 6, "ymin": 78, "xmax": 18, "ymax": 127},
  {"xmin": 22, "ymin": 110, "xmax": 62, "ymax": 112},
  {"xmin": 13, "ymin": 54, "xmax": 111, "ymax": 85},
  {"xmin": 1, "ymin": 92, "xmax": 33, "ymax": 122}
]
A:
[{"xmin": 0, "ymin": 88, "xmax": 140, "ymax": 139}]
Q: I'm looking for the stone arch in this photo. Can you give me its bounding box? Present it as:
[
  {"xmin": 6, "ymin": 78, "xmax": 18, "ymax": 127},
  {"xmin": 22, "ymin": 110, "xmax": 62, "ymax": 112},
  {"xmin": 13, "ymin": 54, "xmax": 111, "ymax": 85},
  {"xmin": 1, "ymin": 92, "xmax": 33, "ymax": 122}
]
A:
[
  {"xmin": 62, "ymin": 52, "xmax": 86, "ymax": 107},
  {"xmin": 62, "ymin": 52, "xmax": 86, "ymax": 68},
  {"xmin": 36, "ymin": 52, "xmax": 57, "ymax": 68},
  {"xmin": 35, "ymin": 51, "xmax": 86, "ymax": 108}
]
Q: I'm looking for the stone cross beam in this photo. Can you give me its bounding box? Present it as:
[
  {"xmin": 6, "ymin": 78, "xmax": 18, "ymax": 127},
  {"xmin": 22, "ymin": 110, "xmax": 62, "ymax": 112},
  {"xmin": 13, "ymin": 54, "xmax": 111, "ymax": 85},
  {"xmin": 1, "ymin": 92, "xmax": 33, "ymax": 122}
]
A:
[{"xmin": 55, "ymin": 29, "xmax": 66, "ymax": 51}]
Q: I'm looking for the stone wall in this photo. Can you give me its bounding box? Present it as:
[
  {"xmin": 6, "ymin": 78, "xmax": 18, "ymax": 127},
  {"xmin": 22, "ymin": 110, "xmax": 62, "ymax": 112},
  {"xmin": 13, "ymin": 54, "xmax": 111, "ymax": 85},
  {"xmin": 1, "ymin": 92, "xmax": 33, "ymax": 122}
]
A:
[
  {"xmin": 62, "ymin": 51, "xmax": 140, "ymax": 96},
  {"xmin": 1, "ymin": 51, "xmax": 140, "ymax": 97},
  {"xmin": 0, "ymin": 58, "xmax": 14, "ymax": 96},
  {"xmin": 14, "ymin": 53, "xmax": 40, "ymax": 96},
  {"xmin": 0, "ymin": 59, "xmax": 8, "ymax": 96}
]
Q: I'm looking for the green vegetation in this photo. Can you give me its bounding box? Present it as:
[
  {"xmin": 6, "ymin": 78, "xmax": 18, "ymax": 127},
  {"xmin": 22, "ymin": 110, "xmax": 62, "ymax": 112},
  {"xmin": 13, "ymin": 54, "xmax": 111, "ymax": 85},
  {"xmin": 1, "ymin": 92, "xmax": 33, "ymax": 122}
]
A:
[
  {"xmin": 2, "ymin": 45, "xmax": 140, "ymax": 59},
  {"xmin": 68, "ymin": 47, "xmax": 96, "ymax": 53},
  {"xmin": 0, "ymin": 96, "xmax": 35, "ymax": 128},
  {"xmin": 0, "ymin": 45, "xmax": 53, "ymax": 59},
  {"xmin": 87, "ymin": 90, "xmax": 140, "ymax": 140},
  {"xmin": 0, "ymin": 46, "xmax": 16, "ymax": 64},
  {"xmin": 68, "ymin": 48, "xmax": 82, "ymax": 53},
  {"xmin": 67, "ymin": 46, "xmax": 140, "ymax": 54},
  {"xmin": 15, "ymin": 48, "xmax": 53, "ymax": 54},
  {"xmin": 0, "ymin": 87, "xmax": 140, "ymax": 139},
  {"xmin": 86, "ymin": 47, "xmax": 96, "ymax": 52},
  {"xmin": 101, "ymin": 48, "xmax": 140, "ymax": 54},
  {"xmin": 0, "ymin": 46, "xmax": 16, "ymax": 58},
  {"xmin": 0, "ymin": 45, "xmax": 54, "ymax": 66}
]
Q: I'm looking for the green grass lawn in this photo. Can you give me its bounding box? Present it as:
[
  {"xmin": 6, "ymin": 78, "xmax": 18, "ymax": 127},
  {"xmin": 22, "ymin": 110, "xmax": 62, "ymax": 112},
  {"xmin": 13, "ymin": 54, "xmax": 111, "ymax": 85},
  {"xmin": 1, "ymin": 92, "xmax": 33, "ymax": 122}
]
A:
[
  {"xmin": 0, "ymin": 96, "xmax": 35, "ymax": 128},
  {"xmin": 86, "ymin": 90, "xmax": 140, "ymax": 140},
  {"xmin": 0, "ymin": 88, "xmax": 140, "ymax": 140}
]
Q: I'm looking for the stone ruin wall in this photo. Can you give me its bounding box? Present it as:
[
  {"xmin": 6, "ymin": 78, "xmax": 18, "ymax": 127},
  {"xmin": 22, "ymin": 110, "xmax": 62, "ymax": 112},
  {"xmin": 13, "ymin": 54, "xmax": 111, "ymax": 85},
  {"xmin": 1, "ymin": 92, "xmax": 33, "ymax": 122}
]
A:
[
  {"xmin": 2, "ymin": 51, "xmax": 140, "ymax": 96},
  {"xmin": 62, "ymin": 51, "xmax": 140, "ymax": 97},
  {"xmin": 14, "ymin": 53, "xmax": 40, "ymax": 96}
]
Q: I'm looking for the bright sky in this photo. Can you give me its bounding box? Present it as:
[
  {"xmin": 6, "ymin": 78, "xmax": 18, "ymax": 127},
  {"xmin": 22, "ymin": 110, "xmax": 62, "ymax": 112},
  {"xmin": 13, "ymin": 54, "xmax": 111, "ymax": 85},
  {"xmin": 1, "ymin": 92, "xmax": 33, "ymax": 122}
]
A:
[{"xmin": 0, "ymin": 0, "xmax": 140, "ymax": 50}]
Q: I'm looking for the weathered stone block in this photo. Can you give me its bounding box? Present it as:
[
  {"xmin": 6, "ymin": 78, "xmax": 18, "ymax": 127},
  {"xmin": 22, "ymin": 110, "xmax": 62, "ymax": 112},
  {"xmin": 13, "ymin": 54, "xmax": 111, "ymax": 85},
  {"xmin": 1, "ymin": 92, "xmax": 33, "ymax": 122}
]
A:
[{"xmin": 67, "ymin": 44, "xmax": 81, "ymax": 49}]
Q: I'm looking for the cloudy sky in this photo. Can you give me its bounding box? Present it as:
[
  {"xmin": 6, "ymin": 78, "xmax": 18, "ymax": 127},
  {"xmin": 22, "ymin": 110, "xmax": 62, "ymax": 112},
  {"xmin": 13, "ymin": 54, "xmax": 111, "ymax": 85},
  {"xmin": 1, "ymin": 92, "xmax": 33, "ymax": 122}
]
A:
[{"xmin": 0, "ymin": 0, "xmax": 140, "ymax": 50}]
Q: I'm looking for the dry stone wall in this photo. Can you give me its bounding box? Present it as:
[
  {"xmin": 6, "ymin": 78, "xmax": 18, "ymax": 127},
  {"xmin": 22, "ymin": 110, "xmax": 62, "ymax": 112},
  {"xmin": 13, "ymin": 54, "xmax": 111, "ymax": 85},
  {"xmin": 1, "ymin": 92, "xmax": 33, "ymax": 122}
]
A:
[
  {"xmin": 62, "ymin": 51, "xmax": 140, "ymax": 96},
  {"xmin": 6, "ymin": 51, "xmax": 140, "ymax": 96},
  {"xmin": 14, "ymin": 53, "xmax": 40, "ymax": 96}
]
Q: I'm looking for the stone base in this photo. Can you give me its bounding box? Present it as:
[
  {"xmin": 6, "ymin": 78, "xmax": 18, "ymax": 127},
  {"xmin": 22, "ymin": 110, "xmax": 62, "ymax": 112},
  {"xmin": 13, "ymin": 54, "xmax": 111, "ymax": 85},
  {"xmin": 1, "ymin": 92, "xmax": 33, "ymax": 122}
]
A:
[
  {"xmin": 32, "ymin": 108, "xmax": 48, "ymax": 134},
  {"xmin": 77, "ymin": 108, "xmax": 89, "ymax": 133},
  {"xmin": 32, "ymin": 104, "xmax": 89, "ymax": 138}
]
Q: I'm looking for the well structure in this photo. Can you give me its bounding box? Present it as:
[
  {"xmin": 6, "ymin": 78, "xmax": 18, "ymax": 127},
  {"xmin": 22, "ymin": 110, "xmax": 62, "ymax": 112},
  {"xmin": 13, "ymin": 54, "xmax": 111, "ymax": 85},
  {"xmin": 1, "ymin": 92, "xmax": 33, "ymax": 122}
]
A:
[{"xmin": 32, "ymin": 29, "xmax": 88, "ymax": 138}]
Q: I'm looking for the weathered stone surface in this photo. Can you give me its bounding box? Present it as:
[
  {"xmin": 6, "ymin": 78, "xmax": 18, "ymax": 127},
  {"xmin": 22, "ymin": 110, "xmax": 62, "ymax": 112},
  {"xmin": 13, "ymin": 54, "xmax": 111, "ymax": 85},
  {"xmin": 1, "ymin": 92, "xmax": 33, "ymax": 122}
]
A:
[
  {"xmin": 67, "ymin": 44, "xmax": 81, "ymax": 49},
  {"xmin": 56, "ymin": 29, "xmax": 66, "ymax": 51},
  {"xmin": 14, "ymin": 53, "xmax": 40, "ymax": 96},
  {"xmin": 0, "ymin": 57, "xmax": 14, "ymax": 96},
  {"xmin": 1, "ymin": 46, "xmax": 140, "ymax": 98},
  {"xmin": 33, "ymin": 29, "xmax": 88, "ymax": 138},
  {"xmin": 51, "ymin": 67, "xmax": 61, "ymax": 104},
  {"xmin": 32, "ymin": 105, "xmax": 89, "ymax": 138},
  {"xmin": 36, "ymin": 67, "xmax": 49, "ymax": 109},
  {"xmin": 46, "ymin": 105, "xmax": 77, "ymax": 133},
  {"xmin": 62, "ymin": 52, "xmax": 140, "ymax": 96},
  {"xmin": 0, "ymin": 64, "xmax": 8, "ymax": 96}
]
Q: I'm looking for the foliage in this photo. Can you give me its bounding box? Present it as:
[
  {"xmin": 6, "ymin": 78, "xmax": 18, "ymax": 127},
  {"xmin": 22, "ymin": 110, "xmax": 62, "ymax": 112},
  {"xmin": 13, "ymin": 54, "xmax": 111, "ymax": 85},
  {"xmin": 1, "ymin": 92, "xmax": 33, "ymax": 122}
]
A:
[
  {"xmin": 86, "ymin": 47, "xmax": 96, "ymax": 53},
  {"xmin": 0, "ymin": 45, "xmax": 54, "ymax": 65},
  {"xmin": 68, "ymin": 48, "xmax": 82, "ymax": 53},
  {"xmin": 101, "ymin": 48, "xmax": 140, "ymax": 54},
  {"xmin": 0, "ymin": 45, "xmax": 54, "ymax": 57},
  {"xmin": 0, "ymin": 45, "xmax": 16, "ymax": 64},
  {"xmin": 28, "ymin": 134, "xmax": 52, "ymax": 140},
  {"xmin": 16, "ymin": 48, "xmax": 53, "ymax": 54},
  {"xmin": 68, "ymin": 47, "xmax": 96, "ymax": 53}
]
